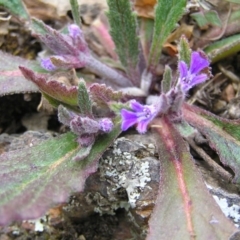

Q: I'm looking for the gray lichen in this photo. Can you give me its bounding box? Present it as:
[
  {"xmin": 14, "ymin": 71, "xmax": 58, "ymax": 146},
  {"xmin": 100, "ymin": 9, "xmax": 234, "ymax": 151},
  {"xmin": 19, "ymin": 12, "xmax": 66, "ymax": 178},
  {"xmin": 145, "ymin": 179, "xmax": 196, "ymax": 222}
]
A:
[{"xmin": 98, "ymin": 136, "xmax": 159, "ymax": 211}]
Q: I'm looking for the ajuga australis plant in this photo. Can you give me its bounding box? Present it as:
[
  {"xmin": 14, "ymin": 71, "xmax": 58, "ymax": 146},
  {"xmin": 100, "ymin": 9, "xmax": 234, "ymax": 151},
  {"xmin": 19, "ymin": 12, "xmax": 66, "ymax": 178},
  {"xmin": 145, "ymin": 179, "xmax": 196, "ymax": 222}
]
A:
[{"xmin": 0, "ymin": 0, "xmax": 240, "ymax": 239}]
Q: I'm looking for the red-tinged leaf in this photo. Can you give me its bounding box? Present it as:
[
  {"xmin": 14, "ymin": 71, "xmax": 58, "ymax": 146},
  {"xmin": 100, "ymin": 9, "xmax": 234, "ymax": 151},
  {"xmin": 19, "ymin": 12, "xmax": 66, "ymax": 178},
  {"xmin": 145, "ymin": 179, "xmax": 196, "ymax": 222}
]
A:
[
  {"xmin": 19, "ymin": 67, "xmax": 78, "ymax": 106},
  {"xmin": 184, "ymin": 103, "xmax": 240, "ymax": 141},
  {"xmin": 89, "ymin": 83, "xmax": 123, "ymax": 108},
  {"xmin": 147, "ymin": 117, "xmax": 237, "ymax": 240},
  {"xmin": 183, "ymin": 104, "xmax": 240, "ymax": 183},
  {"xmin": 0, "ymin": 119, "xmax": 122, "ymax": 225},
  {"xmin": 31, "ymin": 19, "xmax": 76, "ymax": 56},
  {"xmin": 78, "ymin": 80, "xmax": 92, "ymax": 116},
  {"xmin": 0, "ymin": 51, "xmax": 39, "ymax": 96},
  {"xmin": 31, "ymin": 18, "xmax": 88, "ymax": 57}
]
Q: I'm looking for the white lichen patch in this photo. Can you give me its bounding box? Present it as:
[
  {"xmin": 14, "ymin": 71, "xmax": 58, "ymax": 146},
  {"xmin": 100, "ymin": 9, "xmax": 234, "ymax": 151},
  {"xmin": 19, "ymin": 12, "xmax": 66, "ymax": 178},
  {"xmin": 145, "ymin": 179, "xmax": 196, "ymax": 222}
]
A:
[
  {"xmin": 23, "ymin": 216, "xmax": 47, "ymax": 232},
  {"xmin": 99, "ymin": 137, "xmax": 153, "ymax": 208},
  {"xmin": 213, "ymin": 195, "xmax": 240, "ymax": 227},
  {"xmin": 34, "ymin": 218, "xmax": 45, "ymax": 232},
  {"xmin": 206, "ymin": 183, "xmax": 240, "ymax": 228}
]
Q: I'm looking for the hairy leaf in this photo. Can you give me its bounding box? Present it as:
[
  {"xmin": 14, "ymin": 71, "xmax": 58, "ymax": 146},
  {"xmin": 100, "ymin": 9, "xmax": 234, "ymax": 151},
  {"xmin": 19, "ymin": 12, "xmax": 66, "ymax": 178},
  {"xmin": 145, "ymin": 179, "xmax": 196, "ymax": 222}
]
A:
[
  {"xmin": 31, "ymin": 18, "xmax": 49, "ymax": 35},
  {"xmin": 107, "ymin": 0, "xmax": 140, "ymax": 85},
  {"xmin": 0, "ymin": 51, "xmax": 40, "ymax": 96},
  {"xmin": 89, "ymin": 83, "xmax": 123, "ymax": 108},
  {"xmin": 204, "ymin": 34, "xmax": 240, "ymax": 63},
  {"xmin": 31, "ymin": 18, "xmax": 89, "ymax": 63},
  {"xmin": 147, "ymin": 0, "xmax": 186, "ymax": 72},
  {"xmin": 78, "ymin": 80, "xmax": 92, "ymax": 116},
  {"xmin": 31, "ymin": 19, "xmax": 76, "ymax": 55},
  {"xmin": 31, "ymin": 18, "xmax": 131, "ymax": 88},
  {"xmin": 0, "ymin": 132, "xmax": 79, "ymax": 225},
  {"xmin": 174, "ymin": 120, "xmax": 196, "ymax": 138},
  {"xmin": 183, "ymin": 104, "xmax": 240, "ymax": 183},
  {"xmin": 161, "ymin": 65, "xmax": 172, "ymax": 94},
  {"xmin": 0, "ymin": 0, "xmax": 29, "ymax": 20},
  {"xmin": 178, "ymin": 36, "xmax": 191, "ymax": 65},
  {"xmin": 58, "ymin": 105, "xmax": 75, "ymax": 126},
  {"xmin": 147, "ymin": 117, "xmax": 237, "ymax": 239},
  {"xmin": 0, "ymin": 119, "xmax": 122, "ymax": 225},
  {"xmin": 19, "ymin": 67, "xmax": 78, "ymax": 106},
  {"xmin": 70, "ymin": 0, "xmax": 82, "ymax": 27}
]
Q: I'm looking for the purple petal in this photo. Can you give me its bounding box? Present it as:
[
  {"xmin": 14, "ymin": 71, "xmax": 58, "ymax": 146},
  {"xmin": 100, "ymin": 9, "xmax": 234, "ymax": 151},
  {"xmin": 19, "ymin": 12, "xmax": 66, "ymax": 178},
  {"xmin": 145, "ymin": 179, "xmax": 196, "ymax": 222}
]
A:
[
  {"xmin": 181, "ymin": 83, "xmax": 190, "ymax": 92},
  {"xmin": 41, "ymin": 58, "xmax": 56, "ymax": 71},
  {"xmin": 136, "ymin": 120, "xmax": 149, "ymax": 134},
  {"xmin": 178, "ymin": 61, "xmax": 188, "ymax": 79},
  {"xmin": 68, "ymin": 24, "xmax": 88, "ymax": 53},
  {"xmin": 68, "ymin": 24, "xmax": 82, "ymax": 39},
  {"xmin": 190, "ymin": 51, "xmax": 209, "ymax": 75},
  {"xmin": 121, "ymin": 109, "xmax": 138, "ymax": 131},
  {"xmin": 98, "ymin": 118, "xmax": 113, "ymax": 133},
  {"xmin": 121, "ymin": 118, "xmax": 137, "ymax": 131},
  {"xmin": 189, "ymin": 74, "xmax": 208, "ymax": 88},
  {"xmin": 130, "ymin": 100, "xmax": 144, "ymax": 112},
  {"xmin": 121, "ymin": 109, "xmax": 138, "ymax": 121}
]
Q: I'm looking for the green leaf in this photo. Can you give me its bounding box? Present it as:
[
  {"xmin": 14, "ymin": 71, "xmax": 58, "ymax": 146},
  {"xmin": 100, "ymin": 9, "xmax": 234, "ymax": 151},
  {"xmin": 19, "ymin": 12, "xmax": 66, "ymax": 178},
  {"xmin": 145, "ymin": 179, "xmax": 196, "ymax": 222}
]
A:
[
  {"xmin": 183, "ymin": 104, "xmax": 240, "ymax": 183},
  {"xmin": 225, "ymin": 0, "xmax": 240, "ymax": 3},
  {"xmin": 229, "ymin": 9, "xmax": 240, "ymax": 22},
  {"xmin": 73, "ymin": 145, "xmax": 92, "ymax": 161},
  {"xmin": 78, "ymin": 80, "xmax": 92, "ymax": 116},
  {"xmin": 0, "ymin": 132, "xmax": 79, "ymax": 225},
  {"xmin": 147, "ymin": 0, "xmax": 186, "ymax": 72},
  {"xmin": 204, "ymin": 34, "xmax": 240, "ymax": 63},
  {"xmin": 70, "ymin": 0, "xmax": 82, "ymax": 27},
  {"xmin": 178, "ymin": 36, "xmax": 191, "ymax": 65},
  {"xmin": 0, "ymin": 0, "xmax": 29, "ymax": 21},
  {"xmin": 0, "ymin": 119, "xmax": 122, "ymax": 225},
  {"xmin": 107, "ymin": 0, "xmax": 140, "ymax": 85},
  {"xmin": 139, "ymin": 18, "xmax": 154, "ymax": 63},
  {"xmin": 174, "ymin": 120, "xmax": 196, "ymax": 138},
  {"xmin": 0, "ymin": 51, "xmax": 40, "ymax": 96},
  {"xmin": 161, "ymin": 65, "xmax": 172, "ymax": 94},
  {"xmin": 30, "ymin": 18, "xmax": 49, "ymax": 35},
  {"xmin": 191, "ymin": 12, "xmax": 208, "ymax": 29},
  {"xmin": 191, "ymin": 10, "xmax": 221, "ymax": 29},
  {"xmin": 193, "ymin": 106, "xmax": 240, "ymax": 142},
  {"xmin": 205, "ymin": 11, "xmax": 221, "ymax": 26},
  {"xmin": 147, "ymin": 117, "xmax": 237, "ymax": 239}
]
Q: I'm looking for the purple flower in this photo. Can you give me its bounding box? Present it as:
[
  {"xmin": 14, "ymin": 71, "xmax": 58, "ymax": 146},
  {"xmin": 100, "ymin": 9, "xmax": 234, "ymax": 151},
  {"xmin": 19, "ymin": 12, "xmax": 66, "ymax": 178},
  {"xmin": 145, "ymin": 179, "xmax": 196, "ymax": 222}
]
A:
[
  {"xmin": 98, "ymin": 118, "xmax": 113, "ymax": 133},
  {"xmin": 178, "ymin": 51, "xmax": 210, "ymax": 92},
  {"xmin": 121, "ymin": 100, "xmax": 157, "ymax": 134},
  {"xmin": 40, "ymin": 24, "xmax": 89, "ymax": 71},
  {"xmin": 41, "ymin": 58, "xmax": 56, "ymax": 71},
  {"xmin": 58, "ymin": 105, "xmax": 113, "ymax": 147},
  {"xmin": 68, "ymin": 24, "xmax": 82, "ymax": 39}
]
